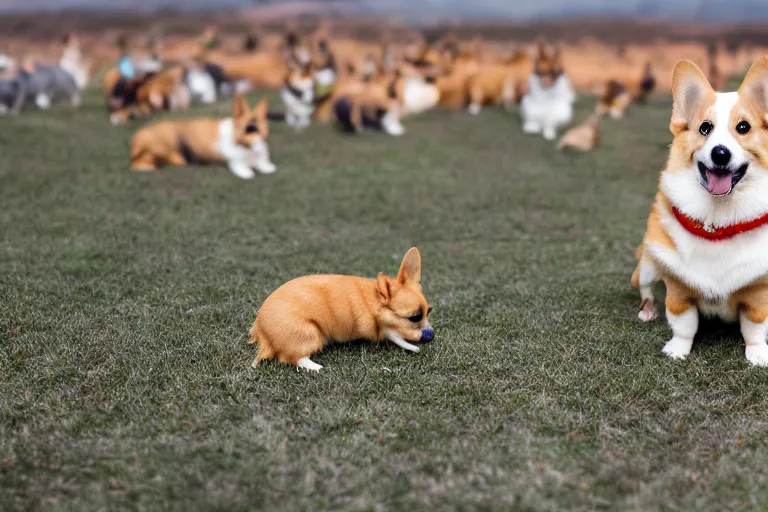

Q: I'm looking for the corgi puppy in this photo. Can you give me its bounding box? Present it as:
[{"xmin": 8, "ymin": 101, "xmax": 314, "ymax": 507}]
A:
[
  {"xmin": 521, "ymin": 42, "xmax": 575, "ymax": 140},
  {"xmin": 249, "ymin": 247, "xmax": 434, "ymax": 371},
  {"xmin": 280, "ymin": 56, "xmax": 315, "ymax": 130},
  {"xmin": 557, "ymin": 111, "xmax": 602, "ymax": 151},
  {"xmin": 635, "ymin": 61, "xmax": 656, "ymax": 104},
  {"xmin": 130, "ymin": 94, "xmax": 276, "ymax": 179},
  {"xmin": 631, "ymin": 57, "xmax": 768, "ymax": 365}
]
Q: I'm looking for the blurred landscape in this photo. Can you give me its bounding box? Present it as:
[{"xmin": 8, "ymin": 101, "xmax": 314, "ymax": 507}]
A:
[
  {"xmin": 2, "ymin": 0, "xmax": 768, "ymax": 48},
  {"xmin": 2, "ymin": 0, "xmax": 768, "ymax": 20}
]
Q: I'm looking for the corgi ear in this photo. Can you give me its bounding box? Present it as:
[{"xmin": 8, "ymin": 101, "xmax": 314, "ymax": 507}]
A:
[
  {"xmin": 738, "ymin": 56, "xmax": 768, "ymax": 121},
  {"xmin": 671, "ymin": 60, "xmax": 714, "ymax": 136},
  {"xmin": 397, "ymin": 247, "xmax": 421, "ymax": 284},
  {"xmin": 253, "ymin": 97, "xmax": 268, "ymax": 121},
  {"xmin": 233, "ymin": 94, "xmax": 248, "ymax": 119},
  {"xmin": 377, "ymin": 273, "xmax": 393, "ymax": 303}
]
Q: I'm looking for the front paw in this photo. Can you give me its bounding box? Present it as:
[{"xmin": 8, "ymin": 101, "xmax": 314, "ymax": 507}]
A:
[
  {"xmin": 746, "ymin": 345, "xmax": 768, "ymax": 366},
  {"xmin": 543, "ymin": 127, "xmax": 557, "ymax": 141},
  {"xmin": 256, "ymin": 161, "xmax": 277, "ymax": 174},
  {"xmin": 662, "ymin": 337, "xmax": 693, "ymax": 359}
]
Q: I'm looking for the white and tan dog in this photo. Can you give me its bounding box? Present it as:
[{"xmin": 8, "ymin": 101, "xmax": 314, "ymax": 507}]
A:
[
  {"xmin": 521, "ymin": 43, "xmax": 575, "ymax": 141},
  {"xmin": 632, "ymin": 57, "xmax": 768, "ymax": 365},
  {"xmin": 130, "ymin": 94, "xmax": 276, "ymax": 179}
]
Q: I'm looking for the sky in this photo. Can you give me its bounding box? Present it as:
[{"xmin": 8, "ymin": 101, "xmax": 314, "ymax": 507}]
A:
[{"xmin": 1, "ymin": 0, "xmax": 767, "ymax": 20}]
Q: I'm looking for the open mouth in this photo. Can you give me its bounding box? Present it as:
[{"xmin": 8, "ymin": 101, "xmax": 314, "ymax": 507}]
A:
[{"xmin": 697, "ymin": 161, "xmax": 748, "ymax": 196}]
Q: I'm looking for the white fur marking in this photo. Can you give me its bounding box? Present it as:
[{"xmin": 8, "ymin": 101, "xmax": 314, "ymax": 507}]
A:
[
  {"xmin": 662, "ymin": 307, "xmax": 698, "ymax": 359},
  {"xmin": 740, "ymin": 311, "xmax": 768, "ymax": 366},
  {"xmin": 297, "ymin": 357, "xmax": 323, "ymax": 371},
  {"xmin": 520, "ymin": 74, "xmax": 575, "ymax": 139},
  {"xmin": 387, "ymin": 331, "xmax": 420, "ymax": 353}
]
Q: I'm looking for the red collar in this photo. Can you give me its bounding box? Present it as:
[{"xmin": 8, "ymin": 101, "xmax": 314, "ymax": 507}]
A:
[{"xmin": 672, "ymin": 207, "xmax": 768, "ymax": 241}]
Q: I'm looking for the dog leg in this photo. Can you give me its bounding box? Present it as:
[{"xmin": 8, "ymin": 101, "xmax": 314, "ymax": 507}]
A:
[
  {"xmin": 741, "ymin": 312, "xmax": 768, "ymax": 366},
  {"xmin": 71, "ymin": 92, "xmax": 82, "ymax": 107},
  {"xmin": 228, "ymin": 161, "xmax": 256, "ymax": 179},
  {"xmin": 35, "ymin": 93, "xmax": 51, "ymax": 110},
  {"xmin": 523, "ymin": 120, "xmax": 542, "ymax": 134},
  {"xmin": 636, "ymin": 257, "xmax": 659, "ymax": 322},
  {"xmin": 542, "ymin": 125, "xmax": 557, "ymax": 141},
  {"xmin": 661, "ymin": 278, "xmax": 698, "ymax": 359},
  {"xmin": 662, "ymin": 307, "xmax": 698, "ymax": 359},
  {"xmin": 468, "ymin": 103, "xmax": 482, "ymax": 115},
  {"xmin": 386, "ymin": 331, "xmax": 420, "ymax": 353}
]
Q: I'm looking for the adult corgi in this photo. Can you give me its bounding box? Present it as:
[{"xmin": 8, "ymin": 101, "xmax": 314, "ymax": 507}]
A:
[
  {"xmin": 130, "ymin": 94, "xmax": 276, "ymax": 179},
  {"xmin": 632, "ymin": 57, "xmax": 768, "ymax": 365}
]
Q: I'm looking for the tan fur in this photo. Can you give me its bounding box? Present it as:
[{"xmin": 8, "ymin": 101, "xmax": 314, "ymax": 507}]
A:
[
  {"xmin": 249, "ymin": 248, "xmax": 432, "ymax": 369},
  {"xmin": 557, "ymin": 112, "xmax": 602, "ymax": 151},
  {"xmin": 466, "ymin": 51, "xmax": 532, "ymax": 109}
]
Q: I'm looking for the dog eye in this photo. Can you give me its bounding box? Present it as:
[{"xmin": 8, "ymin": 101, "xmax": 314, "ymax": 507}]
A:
[
  {"xmin": 736, "ymin": 121, "xmax": 751, "ymax": 135},
  {"xmin": 245, "ymin": 123, "xmax": 259, "ymax": 134},
  {"xmin": 699, "ymin": 121, "xmax": 713, "ymax": 136},
  {"xmin": 408, "ymin": 310, "xmax": 423, "ymax": 323}
]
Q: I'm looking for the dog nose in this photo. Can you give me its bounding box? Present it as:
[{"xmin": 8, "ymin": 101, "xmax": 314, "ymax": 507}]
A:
[
  {"xmin": 420, "ymin": 328, "xmax": 435, "ymax": 342},
  {"xmin": 711, "ymin": 145, "xmax": 731, "ymax": 167}
]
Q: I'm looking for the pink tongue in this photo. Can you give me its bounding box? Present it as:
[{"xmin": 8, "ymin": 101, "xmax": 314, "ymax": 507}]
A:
[{"xmin": 706, "ymin": 170, "xmax": 732, "ymax": 195}]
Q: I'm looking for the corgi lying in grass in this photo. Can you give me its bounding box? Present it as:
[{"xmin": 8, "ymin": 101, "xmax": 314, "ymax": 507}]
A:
[
  {"xmin": 249, "ymin": 248, "xmax": 434, "ymax": 371},
  {"xmin": 130, "ymin": 94, "xmax": 276, "ymax": 179},
  {"xmin": 632, "ymin": 57, "xmax": 768, "ymax": 365}
]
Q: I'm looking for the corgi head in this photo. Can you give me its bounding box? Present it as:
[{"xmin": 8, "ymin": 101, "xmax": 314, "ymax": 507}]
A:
[
  {"xmin": 533, "ymin": 40, "xmax": 564, "ymax": 88},
  {"xmin": 376, "ymin": 248, "xmax": 434, "ymax": 343},
  {"xmin": 233, "ymin": 94, "xmax": 269, "ymax": 147},
  {"xmin": 668, "ymin": 58, "xmax": 768, "ymax": 198}
]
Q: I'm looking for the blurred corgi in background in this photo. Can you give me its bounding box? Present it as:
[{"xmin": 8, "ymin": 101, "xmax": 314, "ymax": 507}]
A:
[
  {"xmin": 130, "ymin": 94, "xmax": 276, "ymax": 178},
  {"xmin": 521, "ymin": 41, "xmax": 575, "ymax": 140}
]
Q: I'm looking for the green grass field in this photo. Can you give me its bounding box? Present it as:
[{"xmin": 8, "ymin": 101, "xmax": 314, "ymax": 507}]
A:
[{"xmin": 3, "ymin": 90, "xmax": 768, "ymax": 511}]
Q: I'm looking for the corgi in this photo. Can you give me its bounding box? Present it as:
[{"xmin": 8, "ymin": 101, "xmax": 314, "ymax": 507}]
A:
[
  {"xmin": 108, "ymin": 66, "xmax": 189, "ymax": 125},
  {"xmin": 521, "ymin": 42, "xmax": 576, "ymax": 140},
  {"xmin": 557, "ymin": 111, "xmax": 602, "ymax": 151},
  {"xmin": 333, "ymin": 89, "xmax": 405, "ymax": 136},
  {"xmin": 631, "ymin": 57, "xmax": 768, "ymax": 365},
  {"xmin": 596, "ymin": 80, "xmax": 633, "ymax": 119},
  {"xmin": 280, "ymin": 56, "xmax": 315, "ymax": 130},
  {"xmin": 130, "ymin": 94, "xmax": 276, "ymax": 179},
  {"xmin": 249, "ymin": 247, "xmax": 434, "ymax": 371}
]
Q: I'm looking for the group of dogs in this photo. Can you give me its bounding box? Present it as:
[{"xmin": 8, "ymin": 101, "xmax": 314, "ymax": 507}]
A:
[
  {"xmin": 6, "ymin": 25, "xmax": 768, "ymax": 369},
  {"xmin": 108, "ymin": 27, "xmax": 687, "ymax": 177}
]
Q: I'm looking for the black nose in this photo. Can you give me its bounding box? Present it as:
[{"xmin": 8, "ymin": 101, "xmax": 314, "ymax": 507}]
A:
[{"xmin": 711, "ymin": 145, "xmax": 731, "ymax": 167}]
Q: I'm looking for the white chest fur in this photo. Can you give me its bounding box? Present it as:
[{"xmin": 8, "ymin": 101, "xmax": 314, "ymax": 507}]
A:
[{"xmin": 647, "ymin": 202, "xmax": 768, "ymax": 301}]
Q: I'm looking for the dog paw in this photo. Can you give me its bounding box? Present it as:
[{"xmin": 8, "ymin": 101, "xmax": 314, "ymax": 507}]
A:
[
  {"xmin": 746, "ymin": 345, "xmax": 768, "ymax": 367},
  {"xmin": 523, "ymin": 121, "xmax": 541, "ymax": 134},
  {"xmin": 297, "ymin": 357, "xmax": 323, "ymax": 372},
  {"xmin": 662, "ymin": 337, "xmax": 693, "ymax": 360},
  {"xmin": 543, "ymin": 128, "xmax": 557, "ymax": 141},
  {"xmin": 638, "ymin": 299, "xmax": 659, "ymax": 322}
]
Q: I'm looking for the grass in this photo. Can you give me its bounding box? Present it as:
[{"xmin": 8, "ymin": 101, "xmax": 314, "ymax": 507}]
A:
[{"xmin": 2, "ymin": 89, "xmax": 768, "ymax": 511}]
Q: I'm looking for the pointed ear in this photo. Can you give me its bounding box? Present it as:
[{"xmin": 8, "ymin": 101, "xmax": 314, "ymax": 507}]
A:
[
  {"xmin": 397, "ymin": 247, "xmax": 421, "ymax": 284},
  {"xmin": 377, "ymin": 273, "xmax": 393, "ymax": 303},
  {"xmin": 233, "ymin": 94, "xmax": 248, "ymax": 119},
  {"xmin": 738, "ymin": 56, "xmax": 768, "ymax": 122},
  {"xmin": 671, "ymin": 60, "xmax": 714, "ymax": 136},
  {"xmin": 253, "ymin": 97, "xmax": 268, "ymax": 121}
]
